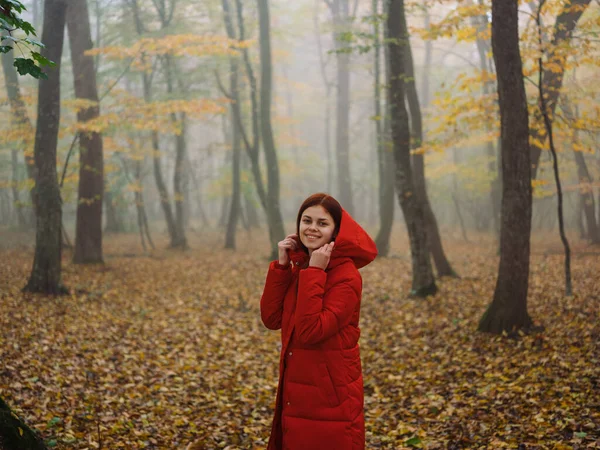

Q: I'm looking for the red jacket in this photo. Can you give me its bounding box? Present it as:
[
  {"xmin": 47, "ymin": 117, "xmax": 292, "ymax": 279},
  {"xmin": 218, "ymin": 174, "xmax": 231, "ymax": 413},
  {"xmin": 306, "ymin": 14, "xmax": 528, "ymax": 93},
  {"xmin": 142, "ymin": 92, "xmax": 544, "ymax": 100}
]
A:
[{"xmin": 260, "ymin": 209, "xmax": 377, "ymax": 450}]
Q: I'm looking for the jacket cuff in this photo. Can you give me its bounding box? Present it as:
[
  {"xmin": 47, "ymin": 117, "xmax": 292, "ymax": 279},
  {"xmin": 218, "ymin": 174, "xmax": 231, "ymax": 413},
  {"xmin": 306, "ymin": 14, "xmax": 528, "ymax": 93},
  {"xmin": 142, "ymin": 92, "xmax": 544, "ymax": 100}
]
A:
[{"xmin": 271, "ymin": 260, "xmax": 291, "ymax": 270}]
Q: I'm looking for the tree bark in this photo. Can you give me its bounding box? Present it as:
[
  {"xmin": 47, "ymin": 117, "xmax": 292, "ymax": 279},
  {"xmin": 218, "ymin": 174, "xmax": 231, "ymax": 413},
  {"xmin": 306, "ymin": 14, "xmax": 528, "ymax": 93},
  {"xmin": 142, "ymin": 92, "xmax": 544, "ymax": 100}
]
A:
[
  {"xmin": 24, "ymin": 0, "xmax": 68, "ymax": 295},
  {"xmin": 257, "ymin": 0, "xmax": 285, "ymax": 258},
  {"xmin": 530, "ymin": 0, "xmax": 591, "ymax": 179},
  {"xmin": 150, "ymin": 128, "xmax": 180, "ymax": 246},
  {"xmin": 387, "ymin": 0, "xmax": 436, "ymax": 297},
  {"xmin": 129, "ymin": 0, "xmax": 182, "ymax": 249},
  {"xmin": 329, "ymin": 0, "xmax": 354, "ymax": 214},
  {"xmin": 104, "ymin": 188, "xmax": 125, "ymax": 233},
  {"xmin": 164, "ymin": 55, "xmax": 188, "ymax": 249},
  {"xmin": 232, "ymin": 0, "xmax": 269, "ymax": 215},
  {"xmin": 0, "ymin": 397, "xmax": 48, "ymax": 450},
  {"xmin": 479, "ymin": 0, "xmax": 533, "ymax": 334},
  {"xmin": 574, "ymin": 150, "xmax": 600, "ymax": 244},
  {"xmin": 67, "ymin": 0, "xmax": 105, "ymax": 264},
  {"xmin": 222, "ymin": 0, "xmax": 242, "ymax": 249},
  {"xmin": 9, "ymin": 149, "xmax": 26, "ymax": 227},
  {"xmin": 225, "ymin": 111, "xmax": 241, "ymax": 249},
  {"xmin": 401, "ymin": 6, "xmax": 456, "ymax": 277},
  {"xmin": 374, "ymin": 0, "xmax": 395, "ymax": 257}
]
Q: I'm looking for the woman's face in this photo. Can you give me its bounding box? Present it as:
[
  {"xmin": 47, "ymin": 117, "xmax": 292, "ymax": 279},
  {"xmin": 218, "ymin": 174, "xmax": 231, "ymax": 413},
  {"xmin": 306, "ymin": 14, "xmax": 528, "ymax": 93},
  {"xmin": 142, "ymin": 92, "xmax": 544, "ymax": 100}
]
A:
[{"xmin": 299, "ymin": 205, "xmax": 336, "ymax": 252}]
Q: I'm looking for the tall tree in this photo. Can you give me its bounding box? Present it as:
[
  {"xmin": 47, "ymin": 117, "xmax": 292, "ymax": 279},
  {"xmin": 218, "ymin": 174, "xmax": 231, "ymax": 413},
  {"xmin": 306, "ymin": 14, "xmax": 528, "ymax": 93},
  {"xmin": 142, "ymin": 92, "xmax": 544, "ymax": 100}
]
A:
[
  {"xmin": 222, "ymin": 0, "xmax": 241, "ymax": 250},
  {"xmin": 530, "ymin": 0, "xmax": 591, "ymax": 179},
  {"xmin": 387, "ymin": 0, "xmax": 436, "ymax": 297},
  {"xmin": 164, "ymin": 55, "xmax": 188, "ymax": 249},
  {"xmin": 1, "ymin": 33, "xmax": 36, "ymax": 228},
  {"xmin": 67, "ymin": 0, "xmax": 105, "ymax": 263},
  {"xmin": 400, "ymin": 6, "xmax": 456, "ymax": 277},
  {"xmin": 128, "ymin": 0, "xmax": 186, "ymax": 249},
  {"xmin": 327, "ymin": 0, "xmax": 354, "ymax": 214},
  {"xmin": 23, "ymin": 0, "xmax": 68, "ymax": 294},
  {"xmin": 374, "ymin": 0, "xmax": 395, "ymax": 257},
  {"xmin": 257, "ymin": 0, "xmax": 285, "ymax": 257},
  {"xmin": 479, "ymin": 0, "xmax": 533, "ymax": 333},
  {"xmin": 563, "ymin": 100, "xmax": 600, "ymax": 244}
]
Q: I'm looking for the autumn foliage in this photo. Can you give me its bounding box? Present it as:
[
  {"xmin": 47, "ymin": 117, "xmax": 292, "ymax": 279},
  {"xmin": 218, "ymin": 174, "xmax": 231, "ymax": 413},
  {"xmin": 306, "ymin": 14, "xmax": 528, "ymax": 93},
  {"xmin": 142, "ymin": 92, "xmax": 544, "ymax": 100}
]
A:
[{"xmin": 0, "ymin": 231, "xmax": 598, "ymax": 449}]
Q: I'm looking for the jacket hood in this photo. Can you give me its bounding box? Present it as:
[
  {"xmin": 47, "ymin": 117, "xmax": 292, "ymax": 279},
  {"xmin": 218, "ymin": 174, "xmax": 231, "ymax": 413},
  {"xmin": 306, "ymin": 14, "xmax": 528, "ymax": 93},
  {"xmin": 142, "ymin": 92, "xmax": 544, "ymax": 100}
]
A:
[{"xmin": 290, "ymin": 208, "xmax": 378, "ymax": 270}]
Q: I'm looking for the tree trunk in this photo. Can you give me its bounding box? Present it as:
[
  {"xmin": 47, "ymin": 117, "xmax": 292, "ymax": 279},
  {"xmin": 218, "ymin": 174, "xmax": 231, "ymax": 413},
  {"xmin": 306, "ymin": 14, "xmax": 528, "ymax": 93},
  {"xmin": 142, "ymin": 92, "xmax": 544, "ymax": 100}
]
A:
[
  {"xmin": 563, "ymin": 101, "xmax": 600, "ymax": 244},
  {"xmin": 24, "ymin": 0, "xmax": 68, "ymax": 295},
  {"xmin": 0, "ymin": 189, "xmax": 10, "ymax": 226},
  {"xmin": 130, "ymin": 0, "xmax": 181, "ymax": 249},
  {"xmin": 257, "ymin": 0, "xmax": 285, "ymax": 258},
  {"xmin": 573, "ymin": 146, "xmax": 600, "ymax": 244},
  {"xmin": 530, "ymin": 0, "xmax": 591, "ymax": 179},
  {"xmin": 421, "ymin": 8, "xmax": 432, "ymax": 110},
  {"xmin": 0, "ymin": 397, "xmax": 48, "ymax": 450},
  {"xmin": 243, "ymin": 154, "xmax": 261, "ymax": 229},
  {"xmin": 67, "ymin": 0, "xmax": 104, "ymax": 264},
  {"xmin": 401, "ymin": 6, "xmax": 456, "ymax": 277},
  {"xmin": 104, "ymin": 189, "xmax": 124, "ymax": 233},
  {"xmin": 1, "ymin": 32, "xmax": 36, "ymax": 227},
  {"xmin": 329, "ymin": 0, "xmax": 354, "ymax": 214},
  {"xmin": 165, "ymin": 55, "xmax": 188, "ymax": 249},
  {"xmin": 173, "ymin": 117, "xmax": 188, "ymax": 248},
  {"xmin": 232, "ymin": 0, "xmax": 269, "ymax": 217},
  {"xmin": 452, "ymin": 148, "xmax": 469, "ymax": 242},
  {"xmin": 10, "ymin": 149, "xmax": 26, "ymax": 227},
  {"xmin": 151, "ymin": 129, "xmax": 180, "ymax": 246},
  {"xmin": 374, "ymin": 0, "xmax": 395, "ymax": 257},
  {"xmin": 479, "ymin": 0, "xmax": 533, "ymax": 334},
  {"xmin": 134, "ymin": 160, "xmax": 154, "ymax": 250},
  {"xmin": 387, "ymin": 0, "xmax": 436, "ymax": 297},
  {"xmin": 222, "ymin": 0, "xmax": 240, "ymax": 249},
  {"xmin": 225, "ymin": 125, "xmax": 241, "ymax": 249}
]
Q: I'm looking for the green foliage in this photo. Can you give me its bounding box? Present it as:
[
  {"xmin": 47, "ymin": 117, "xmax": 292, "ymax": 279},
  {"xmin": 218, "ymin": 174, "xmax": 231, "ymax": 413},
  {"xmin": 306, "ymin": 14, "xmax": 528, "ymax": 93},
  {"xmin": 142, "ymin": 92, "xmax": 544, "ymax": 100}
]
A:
[{"xmin": 0, "ymin": 0, "xmax": 54, "ymax": 79}]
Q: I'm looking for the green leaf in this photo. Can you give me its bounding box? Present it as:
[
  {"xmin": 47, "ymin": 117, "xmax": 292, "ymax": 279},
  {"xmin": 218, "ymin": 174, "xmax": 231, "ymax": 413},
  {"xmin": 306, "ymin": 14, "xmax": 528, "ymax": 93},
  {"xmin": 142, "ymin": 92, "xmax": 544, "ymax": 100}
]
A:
[
  {"xmin": 18, "ymin": 20, "xmax": 35, "ymax": 35},
  {"xmin": 13, "ymin": 57, "xmax": 48, "ymax": 79},
  {"xmin": 0, "ymin": 45, "xmax": 12, "ymax": 53},
  {"xmin": 5, "ymin": 0, "xmax": 27, "ymax": 13},
  {"xmin": 46, "ymin": 439, "xmax": 57, "ymax": 448},
  {"xmin": 405, "ymin": 436, "xmax": 422, "ymax": 447},
  {"xmin": 1, "ymin": 35, "xmax": 18, "ymax": 43},
  {"xmin": 24, "ymin": 37, "xmax": 44, "ymax": 47},
  {"xmin": 31, "ymin": 51, "xmax": 54, "ymax": 67},
  {"xmin": 47, "ymin": 417, "xmax": 62, "ymax": 427},
  {"xmin": 574, "ymin": 432, "xmax": 587, "ymax": 438}
]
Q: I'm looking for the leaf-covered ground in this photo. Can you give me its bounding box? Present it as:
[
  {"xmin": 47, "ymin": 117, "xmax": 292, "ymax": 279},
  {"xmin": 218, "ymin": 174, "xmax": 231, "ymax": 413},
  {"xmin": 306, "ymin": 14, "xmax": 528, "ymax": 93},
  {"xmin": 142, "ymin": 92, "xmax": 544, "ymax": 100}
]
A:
[{"xmin": 0, "ymin": 229, "xmax": 598, "ymax": 449}]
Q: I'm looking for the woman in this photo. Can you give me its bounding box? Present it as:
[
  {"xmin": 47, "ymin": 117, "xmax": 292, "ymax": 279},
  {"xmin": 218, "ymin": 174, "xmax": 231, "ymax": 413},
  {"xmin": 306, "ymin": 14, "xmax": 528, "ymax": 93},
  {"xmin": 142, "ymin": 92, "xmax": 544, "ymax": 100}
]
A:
[{"xmin": 260, "ymin": 193, "xmax": 378, "ymax": 450}]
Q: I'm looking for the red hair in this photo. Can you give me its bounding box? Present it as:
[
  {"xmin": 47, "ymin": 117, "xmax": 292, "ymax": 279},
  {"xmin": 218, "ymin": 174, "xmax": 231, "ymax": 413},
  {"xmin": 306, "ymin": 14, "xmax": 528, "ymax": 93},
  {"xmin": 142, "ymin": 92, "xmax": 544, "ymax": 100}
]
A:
[{"xmin": 296, "ymin": 193, "xmax": 342, "ymax": 254}]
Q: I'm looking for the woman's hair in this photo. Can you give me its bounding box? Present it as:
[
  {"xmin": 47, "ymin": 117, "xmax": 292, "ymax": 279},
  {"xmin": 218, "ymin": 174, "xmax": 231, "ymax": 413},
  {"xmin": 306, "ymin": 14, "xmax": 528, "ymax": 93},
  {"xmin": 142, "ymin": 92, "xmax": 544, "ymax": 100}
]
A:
[{"xmin": 296, "ymin": 193, "xmax": 342, "ymax": 253}]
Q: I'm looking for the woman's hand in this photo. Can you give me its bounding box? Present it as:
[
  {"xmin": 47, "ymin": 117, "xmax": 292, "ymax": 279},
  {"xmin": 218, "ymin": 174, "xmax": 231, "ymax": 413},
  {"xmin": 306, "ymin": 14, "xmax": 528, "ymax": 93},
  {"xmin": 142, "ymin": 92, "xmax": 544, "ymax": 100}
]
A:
[
  {"xmin": 277, "ymin": 234, "xmax": 299, "ymax": 266},
  {"xmin": 309, "ymin": 242, "xmax": 335, "ymax": 270}
]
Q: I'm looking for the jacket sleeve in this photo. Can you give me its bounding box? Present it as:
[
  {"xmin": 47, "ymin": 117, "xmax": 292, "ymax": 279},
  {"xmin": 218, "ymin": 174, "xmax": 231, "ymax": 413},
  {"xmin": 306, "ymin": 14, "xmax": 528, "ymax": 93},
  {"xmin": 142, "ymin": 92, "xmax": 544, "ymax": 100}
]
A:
[
  {"xmin": 295, "ymin": 266, "xmax": 361, "ymax": 345},
  {"xmin": 260, "ymin": 260, "xmax": 293, "ymax": 330}
]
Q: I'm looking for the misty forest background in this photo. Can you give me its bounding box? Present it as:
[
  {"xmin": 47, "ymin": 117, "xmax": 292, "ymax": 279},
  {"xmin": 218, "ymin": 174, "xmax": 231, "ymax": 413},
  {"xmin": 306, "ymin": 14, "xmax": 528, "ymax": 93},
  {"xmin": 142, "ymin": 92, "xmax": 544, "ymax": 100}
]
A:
[{"xmin": 0, "ymin": 0, "xmax": 599, "ymax": 448}]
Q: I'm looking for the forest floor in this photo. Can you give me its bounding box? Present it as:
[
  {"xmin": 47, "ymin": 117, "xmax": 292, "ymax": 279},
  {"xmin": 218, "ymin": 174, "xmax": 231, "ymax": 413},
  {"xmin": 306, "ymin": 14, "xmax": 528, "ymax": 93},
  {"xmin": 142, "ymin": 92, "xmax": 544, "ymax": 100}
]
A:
[{"xmin": 0, "ymin": 227, "xmax": 598, "ymax": 449}]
